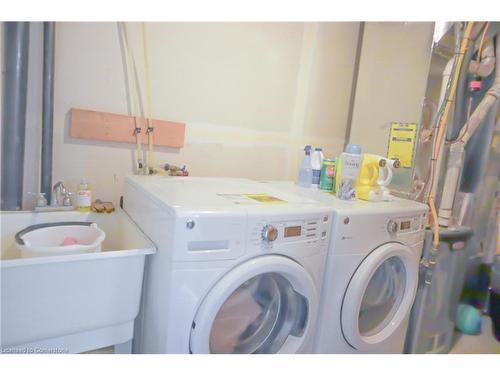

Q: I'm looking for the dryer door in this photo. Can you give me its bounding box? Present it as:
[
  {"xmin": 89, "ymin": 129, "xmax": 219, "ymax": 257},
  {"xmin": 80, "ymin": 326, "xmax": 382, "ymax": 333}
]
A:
[
  {"xmin": 189, "ymin": 255, "xmax": 318, "ymax": 354},
  {"xmin": 341, "ymin": 242, "xmax": 418, "ymax": 351}
]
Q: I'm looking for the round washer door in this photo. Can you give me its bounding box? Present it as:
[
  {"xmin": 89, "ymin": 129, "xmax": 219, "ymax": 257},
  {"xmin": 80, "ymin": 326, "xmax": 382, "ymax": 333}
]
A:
[
  {"xmin": 341, "ymin": 242, "xmax": 418, "ymax": 351},
  {"xmin": 189, "ymin": 255, "xmax": 318, "ymax": 354}
]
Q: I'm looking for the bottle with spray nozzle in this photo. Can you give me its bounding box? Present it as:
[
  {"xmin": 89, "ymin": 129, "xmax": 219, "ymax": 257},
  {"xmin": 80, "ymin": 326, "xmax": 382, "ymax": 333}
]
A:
[{"xmin": 297, "ymin": 145, "xmax": 313, "ymax": 188}]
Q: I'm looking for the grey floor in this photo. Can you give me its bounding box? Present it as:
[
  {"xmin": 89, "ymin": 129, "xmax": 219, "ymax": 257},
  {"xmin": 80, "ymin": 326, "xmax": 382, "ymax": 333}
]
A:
[
  {"xmin": 83, "ymin": 317, "xmax": 500, "ymax": 354},
  {"xmin": 449, "ymin": 316, "xmax": 500, "ymax": 354}
]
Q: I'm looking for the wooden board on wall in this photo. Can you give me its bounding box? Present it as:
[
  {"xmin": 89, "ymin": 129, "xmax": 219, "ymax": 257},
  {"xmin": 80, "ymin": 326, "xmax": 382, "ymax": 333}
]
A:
[{"xmin": 70, "ymin": 108, "xmax": 186, "ymax": 148}]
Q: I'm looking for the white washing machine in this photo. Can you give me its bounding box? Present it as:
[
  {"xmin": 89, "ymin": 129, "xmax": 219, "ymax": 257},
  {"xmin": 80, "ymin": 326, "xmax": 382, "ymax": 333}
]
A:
[
  {"xmin": 123, "ymin": 176, "xmax": 333, "ymax": 354},
  {"xmin": 260, "ymin": 181, "xmax": 428, "ymax": 353}
]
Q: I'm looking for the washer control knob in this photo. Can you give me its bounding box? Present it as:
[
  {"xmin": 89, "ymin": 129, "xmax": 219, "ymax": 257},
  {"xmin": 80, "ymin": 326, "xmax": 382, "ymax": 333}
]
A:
[
  {"xmin": 262, "ymin": 225, "xmax": 278, "ymax": 242},
  {"xmin": 387, "ymin": 220, "xmax": 398, "ymax": 234}
]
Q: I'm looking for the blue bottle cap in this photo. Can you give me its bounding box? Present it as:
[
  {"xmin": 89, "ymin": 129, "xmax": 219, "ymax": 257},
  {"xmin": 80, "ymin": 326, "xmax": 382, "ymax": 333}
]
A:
[
  {"xmin": 304, "ymin": 145, "xmax": 312, "ymax": 154},
  {"xmin": 345, "ymin": 143, "xmax": 362, "ymax": 154}
]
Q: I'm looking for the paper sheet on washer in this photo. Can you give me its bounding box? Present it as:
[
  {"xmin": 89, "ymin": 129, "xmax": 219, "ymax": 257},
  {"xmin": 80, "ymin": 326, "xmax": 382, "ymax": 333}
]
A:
[{"xmin": 217, "ymin": 193, "xmax": 287, "ymax": 205}]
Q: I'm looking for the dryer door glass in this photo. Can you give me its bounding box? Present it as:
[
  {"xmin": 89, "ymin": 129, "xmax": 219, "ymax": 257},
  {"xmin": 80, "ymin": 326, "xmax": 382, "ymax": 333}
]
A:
[
  {"xmin": 358, "ymin": 256, "xmax": 406, "ymax": 336},
  {"xmin": 208, "ymin": 272, "xmax": 308, "ymax": 354}
]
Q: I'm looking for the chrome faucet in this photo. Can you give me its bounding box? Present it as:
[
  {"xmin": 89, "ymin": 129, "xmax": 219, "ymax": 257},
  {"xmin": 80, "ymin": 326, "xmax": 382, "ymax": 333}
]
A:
[
  {"xmin": 31, "ymin": 181, "xmax": 74, "ymax": 212},
  {"xmin": 51, "ymin": 181, "xmax": 68, "ymax": 206}
]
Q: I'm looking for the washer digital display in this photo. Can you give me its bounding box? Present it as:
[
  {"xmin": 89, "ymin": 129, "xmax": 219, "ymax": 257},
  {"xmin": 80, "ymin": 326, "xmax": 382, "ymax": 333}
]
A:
[
  {"xmin": 400, "ymin": 221, "xmax": 411, "ymax": 230},
  {"xmin": 285, "ymin": 226, "xmax": 302, "ymax": 237}
]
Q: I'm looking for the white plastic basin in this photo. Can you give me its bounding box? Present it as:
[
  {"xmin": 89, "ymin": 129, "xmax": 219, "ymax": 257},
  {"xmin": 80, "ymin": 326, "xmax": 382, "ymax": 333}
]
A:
[
  {"xmin": 0, "ymin": 209, "xmax": 156, "ymax": 354},
  {"xmin": 16, "ymin": 222, "xmax": 106, "ymax": 258}
]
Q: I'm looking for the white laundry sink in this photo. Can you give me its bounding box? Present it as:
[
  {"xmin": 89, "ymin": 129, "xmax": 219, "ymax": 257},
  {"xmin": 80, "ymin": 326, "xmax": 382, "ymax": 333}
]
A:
[{"xmin": 0, "ymin": 209, "xmax": 156, "ymax": 354}]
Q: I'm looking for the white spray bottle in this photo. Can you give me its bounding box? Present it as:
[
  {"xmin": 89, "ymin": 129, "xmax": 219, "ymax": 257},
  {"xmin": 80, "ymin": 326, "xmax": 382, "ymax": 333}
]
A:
[{"xmin": 298, "ymin": 145, "xmax": 313, "ymax": 188}]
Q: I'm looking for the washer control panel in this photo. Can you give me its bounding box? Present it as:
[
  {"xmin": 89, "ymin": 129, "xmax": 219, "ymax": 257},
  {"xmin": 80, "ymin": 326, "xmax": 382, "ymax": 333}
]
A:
[
  {"xmin": 261, "ymin": 224, "xmax": 279, "ymax": 242},
  {"xmin": 387, "ymin": 219, "xmax": 399, "ymax": 234},
  {"xmin": 249, "ymin": 213, "xmax": 331, "ymax": 249}
]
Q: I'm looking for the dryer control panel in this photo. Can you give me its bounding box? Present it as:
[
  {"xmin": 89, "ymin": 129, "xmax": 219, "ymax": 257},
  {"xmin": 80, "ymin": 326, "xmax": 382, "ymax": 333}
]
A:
[
  {"xmin": 382, "ymin": 212, "xmax": 427, "ymax": 245},
  {"xmin": 333, "ymin": 205, "xmax": 428, "ymax": 255},
  {"xmin": 385, "ymin": 215, "xmax": 422, "ymax": 234}
]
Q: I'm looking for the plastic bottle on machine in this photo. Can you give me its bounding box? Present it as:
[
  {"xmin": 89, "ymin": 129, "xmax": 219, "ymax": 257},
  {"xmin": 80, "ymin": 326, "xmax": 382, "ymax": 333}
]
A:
[
  {"xmin": 297, "ymin": 145, "xmax": 313, "ymax": 188},
  {"xmin": 336, "ymin": 143, "xmax": 362, "ymax": 200},
  {"xmin": 311, "ymin": 147, "xmax": 324, "ymax": 189}
]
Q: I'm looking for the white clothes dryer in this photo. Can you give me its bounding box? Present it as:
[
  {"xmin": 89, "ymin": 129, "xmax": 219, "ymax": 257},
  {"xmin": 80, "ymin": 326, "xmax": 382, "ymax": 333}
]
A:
[
  {"xmin": 260, "ymin": 181, "xmax": 428, "ymax": 353},
  {"xmin": 123, "ymin": 176, "xmax": 333, "ymax": 354}
]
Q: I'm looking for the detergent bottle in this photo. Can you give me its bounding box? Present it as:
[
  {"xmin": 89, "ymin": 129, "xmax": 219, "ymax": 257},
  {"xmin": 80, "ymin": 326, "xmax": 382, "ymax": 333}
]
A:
[
  {"xmin": 336, "ymin": 144, "xmax": 362, "ymax": 200},
  {"xmin": 311, "ymin": 147, "xmax": 324, "ymax": 189},
  {"xmin": 356, "ymin": 154, "xmax": 384, "ymax": 201}
]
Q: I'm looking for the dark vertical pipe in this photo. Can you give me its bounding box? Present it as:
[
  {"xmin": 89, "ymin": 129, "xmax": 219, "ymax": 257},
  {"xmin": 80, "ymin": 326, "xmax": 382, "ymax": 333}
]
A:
[
  {"xmin": 41, "ymin": 22, "xmax": 55, "ymax": 202},
  {"xmin": 344, "ymin": 22, "xmax": 365, "ymax": 146},
  {"xmin": 1, "ymin": 22, "xmax": 30, "ymax": 210}
]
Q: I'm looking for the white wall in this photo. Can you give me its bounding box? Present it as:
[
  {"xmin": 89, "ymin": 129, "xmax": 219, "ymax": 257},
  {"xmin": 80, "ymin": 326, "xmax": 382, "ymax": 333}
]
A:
[
  {"xmin": 2, "ymin": 22, "xmax": 438, "ymax": 209},
  {"xmin": 349, "ymin": 22, "xmax": 434, "ymax": 156},
  {"xmin": 47, "ymin": 22, "xmax": 359, "ymax": 206}
]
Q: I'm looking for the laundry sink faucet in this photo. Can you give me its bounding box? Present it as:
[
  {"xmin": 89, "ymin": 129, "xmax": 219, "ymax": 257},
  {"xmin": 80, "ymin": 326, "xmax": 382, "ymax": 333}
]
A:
[
  {"xmin": 29, "ymin": 181, "xmax": 74, "ymax": 212},
  {"xmin": 50, "ymin": 181, "xmax": 71, "ymax": 206}
]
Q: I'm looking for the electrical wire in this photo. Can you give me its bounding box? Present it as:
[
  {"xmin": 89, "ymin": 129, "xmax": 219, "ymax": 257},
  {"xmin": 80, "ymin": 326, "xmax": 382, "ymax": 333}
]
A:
[
  {"xmin": 429, "ymin": 22, "xmax": 475, "ymax": 242},
  {"xmin": 476, "ymin": 22, "xmax": 490, "ymax": 64},
  {"xmin": 427, "ymin": 25, "xmax": 466, "ymax": 199},
  {"xmin": 141, "ymin": 22, "xmax": 155, "ymax": 175},
  {"xmin": 119, "ymin": 22, "xmax": 144, "ymax": 174},
  {"xmin": 427, "ymin": 21, "xmax": 476, "ymax": 249},
  {"xmin": 423, "ymin": 59, "xmax": 458, "ymax": 200},
  {"xmin": 421, "ymin": 30, "xmax": 462, "ymax": 202}
]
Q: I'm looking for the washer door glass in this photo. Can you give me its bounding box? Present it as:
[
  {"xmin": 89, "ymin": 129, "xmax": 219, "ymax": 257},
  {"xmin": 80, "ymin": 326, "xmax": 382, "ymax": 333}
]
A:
[
  {"xmin": 209, "ymin": 272, "xmax": 308, "ymax": 354},
  {"xmin": 358, "ymin": 256, "xmax": 406, "ymax": 336}
]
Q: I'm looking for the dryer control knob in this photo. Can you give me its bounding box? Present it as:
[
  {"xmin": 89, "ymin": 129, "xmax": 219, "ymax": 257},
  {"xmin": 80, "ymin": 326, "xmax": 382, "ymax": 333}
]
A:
[
  {"xmin": 261, "ymin": 225, "xmax": 278, "ymax": 242},
  {"xmin": 387, "ymin": 220, "xmax": 398, "ymax": 234}
]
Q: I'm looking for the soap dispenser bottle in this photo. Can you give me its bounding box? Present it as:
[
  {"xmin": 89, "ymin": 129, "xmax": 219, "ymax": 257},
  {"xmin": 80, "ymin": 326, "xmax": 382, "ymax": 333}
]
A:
[{"xmin": 76, "ymin": 178, "xmax": 92, "ymax": 212}]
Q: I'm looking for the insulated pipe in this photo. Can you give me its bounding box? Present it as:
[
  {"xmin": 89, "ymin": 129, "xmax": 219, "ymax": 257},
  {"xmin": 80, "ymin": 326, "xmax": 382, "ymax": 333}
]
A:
[
  {"xmin": 437, "ymin": 142, "xmax": 465, "ymax": 226},
  {"xmin": 450, "ymin": 23, "xmax": 488, "ymax": 141},
  {"xmin": 453, "ymin": 27, "xmax": 497, "ymax": 143},
  {"xmin": 438, "ymin": 34, "xmax": 500, "ymax": 227},
  {"xmin": 41, "ymin": 22, "xmax": 55, "ymax": 202},
  {"xmin": 469, "ymin": 39, "xmax": 496, "ymax": 77},
  {"xmin": 1, "ymin": 22, "xmax": 30, "ymax": 210},
  {"xmin": 459, "ymin": 36, "xmax": 500, "ymax": 145}
]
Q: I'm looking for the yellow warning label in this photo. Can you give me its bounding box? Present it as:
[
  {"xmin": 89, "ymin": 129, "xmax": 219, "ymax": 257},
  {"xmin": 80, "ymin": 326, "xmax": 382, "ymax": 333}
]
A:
[
  {"xmin": 387, "ymin": 122, "xmax": 417, "ymax": 168},
  {"xmin": 243, "ymin": 194, "xmax": 288, "ymax": 204}
]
